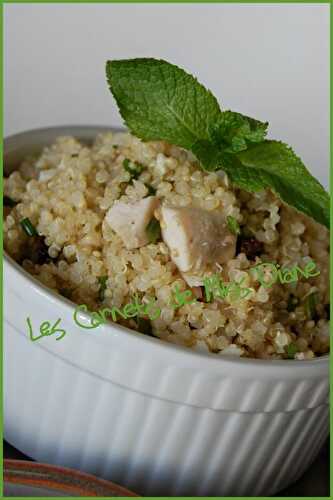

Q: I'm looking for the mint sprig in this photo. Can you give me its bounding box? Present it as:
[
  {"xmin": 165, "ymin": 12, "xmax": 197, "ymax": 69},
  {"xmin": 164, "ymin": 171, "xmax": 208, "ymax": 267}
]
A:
[{"xmin": 106, "ymin": 58, "xmax": 330, "ymax": 228}]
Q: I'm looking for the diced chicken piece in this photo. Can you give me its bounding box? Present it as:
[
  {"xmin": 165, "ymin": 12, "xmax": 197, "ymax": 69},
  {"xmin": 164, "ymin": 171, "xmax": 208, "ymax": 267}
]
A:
[
  {"xmin": 160, "ymin": 206, "xmax": 236, "ymax": 273},
  {"xmin": 105, "ymin": 196, "xmax": 160, "ymax": 249}
]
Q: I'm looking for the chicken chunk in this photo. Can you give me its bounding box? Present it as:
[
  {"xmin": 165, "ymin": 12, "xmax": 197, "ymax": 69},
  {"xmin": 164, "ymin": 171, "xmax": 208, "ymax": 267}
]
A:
[
  {"xmin": 105, "ymin": 196, "xmax": 160, "ymax": 249},
  {"xmin": 160, "ymin": 206, "xmax": 236, "ymax": 273}
]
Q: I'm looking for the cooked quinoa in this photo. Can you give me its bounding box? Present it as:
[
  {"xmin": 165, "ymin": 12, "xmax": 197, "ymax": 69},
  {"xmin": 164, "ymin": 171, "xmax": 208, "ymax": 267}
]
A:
[{"xmin": 4, "ymin": 132, "xmax": 330, "ymax": 359}]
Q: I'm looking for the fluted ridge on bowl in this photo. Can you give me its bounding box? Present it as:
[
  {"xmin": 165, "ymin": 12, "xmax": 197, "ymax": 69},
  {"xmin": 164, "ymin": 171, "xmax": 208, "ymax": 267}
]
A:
[{"xmin": 5, "ymin": 323, "xmax": 329, "ymax": 496}]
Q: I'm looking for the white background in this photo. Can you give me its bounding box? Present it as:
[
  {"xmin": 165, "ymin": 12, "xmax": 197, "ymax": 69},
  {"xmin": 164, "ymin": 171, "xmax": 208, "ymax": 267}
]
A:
[{"xmin": 4, "ymin": 3, "xmax": 330, "ymax": 187}]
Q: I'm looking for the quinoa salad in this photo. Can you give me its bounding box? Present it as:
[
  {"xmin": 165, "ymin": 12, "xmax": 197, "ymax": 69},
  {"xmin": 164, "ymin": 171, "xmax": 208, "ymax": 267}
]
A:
[{"xmin": 4, "ymin": 130, "xmax": 330, "ymax": 360}]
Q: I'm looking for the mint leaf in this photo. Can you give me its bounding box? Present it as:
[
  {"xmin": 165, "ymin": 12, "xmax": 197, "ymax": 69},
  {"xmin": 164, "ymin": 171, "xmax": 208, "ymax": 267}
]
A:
[
  {"xmin": 106, "ymin": 58, "xmax": 330, "ymax": 228},
  {"xmin": 106, "ymin": 58, "xmax": 221, "ymax": 149},
  {"xmin": 191, "ymin": 140, "xmax": 222, "ymax": 171},
  {"xmin": 230, "ymin": 141, "xmax": 329, "ymax": 228},
  {"xmin": 210, "ymin": 111, "xmax": 268, "ymax": 153}
]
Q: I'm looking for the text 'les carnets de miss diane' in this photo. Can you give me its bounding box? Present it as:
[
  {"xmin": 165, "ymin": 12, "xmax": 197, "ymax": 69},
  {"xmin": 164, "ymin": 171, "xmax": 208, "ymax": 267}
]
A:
[{"xmin": 26, "ymin": 260, "xmax": 320, "ymax": 342}]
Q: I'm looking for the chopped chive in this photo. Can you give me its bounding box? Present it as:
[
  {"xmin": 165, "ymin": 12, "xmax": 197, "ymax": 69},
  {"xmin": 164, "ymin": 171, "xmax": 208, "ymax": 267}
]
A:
[
  {"xmin": 227, "ymin": 215, "xmax": 241, "ymax": 235},
  {"xmin": 146, "ymin": 217, "xmax": 161, "ymax": 244},
  {"xmin": 123, "ymin": 158, "xmax": 145, "ymax": 181},
  {"xmin": 145, "ymin": 183, "xmax": 157, "ymax": 196},
  {"xmin": 287, "ymin": 294, "xmax": 299, "ymax": 312},
  {"xmin": 20, "ymin": 217, "xmax": 38, "ymax": 237},
  {"xmin": 305, "ymin": 292, "xmax": 319, "ymax": 320},
  {"xmin": 3, "ymin": 196, "xmax": 17, "ymax": 207},
  {"xmin": 286, "ymin": 343, "xmax": 298, "ymax": 359},
  {"xmin": 98, "ymin": 275, "xmax": 108, "ymax": 302},
  {"xmin": 137, "ymin": 317, "xmax": 153, "ymax": 336}
]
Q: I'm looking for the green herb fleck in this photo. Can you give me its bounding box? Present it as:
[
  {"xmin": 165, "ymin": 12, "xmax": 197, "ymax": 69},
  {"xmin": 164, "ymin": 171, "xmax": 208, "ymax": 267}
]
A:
[
  {"xmin": 226, "ymin": 215, "xmax": 240, "ymax": 235},
  {"xmin": 4, "ymin": 196, "xmax": 17, "ymax": 207},
  {"xmin": 146, "ymin": 217, "xmax": 161, "ymax": 244},
  {"xmin": 287, "ymin": 294, "xmax": 299, "ymax": 312},
  {"xmin": 137, "ymin": 317, "xmax": 153, "ymax": 336},
  {"xmin": 305, "ymin": 292, "xmax": 320, "ymax": 320},
  {"xmin": 106, "ymin": 58, "xmax": 329, "ymax": 228},
  {"xmin": 286, "ymin": 343, "xmax": 298, "ymax": 359},
  {"xmin": 98, "ymin": 275, "xmax": 108, "ymax": 302},
  {"xmin": 20, "ymin": 218, "xmax": 38, "ymax": 237},
  {"xmin": 145, "ymin": 183, "xmax": 157, "ymax": 196},
  {"xmin": 123, "ymin": 158, "xmax": 145, "ymax": 181}
]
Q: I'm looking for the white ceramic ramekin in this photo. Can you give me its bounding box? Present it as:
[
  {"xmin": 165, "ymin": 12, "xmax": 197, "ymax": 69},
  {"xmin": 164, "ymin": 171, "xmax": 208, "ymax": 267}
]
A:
[{"xmin": 4, "ymin": 127, "xmax": 330, "ymax": 497}]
